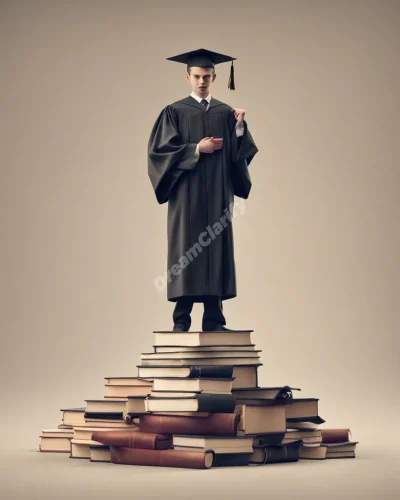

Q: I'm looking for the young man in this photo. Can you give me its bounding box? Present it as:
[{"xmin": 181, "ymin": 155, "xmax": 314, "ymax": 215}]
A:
[{"xmin": 148, "ymin": 48, "xmax": 258, "ymax": 332}]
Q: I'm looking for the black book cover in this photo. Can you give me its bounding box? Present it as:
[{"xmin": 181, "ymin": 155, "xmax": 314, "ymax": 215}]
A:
[
  {"xmin": 250, "ymin": 440, "xmax": 302, "ymax": 465},
  {"xmin": 147, "ymin": 393, "xmax": 236, "ymax": 413},
  {"xmin": 213, "ymin": 453, "xmax": 251, "ymax": 467},
  {"xmin": 84, "ymin": 412, "xmax": 124, "ymax": 420},
  {"xmin": 286, "ymin": 416, "xmax": 326, "ymax": 424}
]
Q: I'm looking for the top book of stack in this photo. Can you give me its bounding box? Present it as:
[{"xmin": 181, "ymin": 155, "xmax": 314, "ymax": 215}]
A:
[{"xmin": 153, "ymin": 330, "xmax": 254, "ymax": 347}]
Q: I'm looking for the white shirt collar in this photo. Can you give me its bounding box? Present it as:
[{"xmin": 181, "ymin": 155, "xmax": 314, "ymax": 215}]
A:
[{"xmin": 190, "ymin": 91, "xmax": 212, "ymax": 104}]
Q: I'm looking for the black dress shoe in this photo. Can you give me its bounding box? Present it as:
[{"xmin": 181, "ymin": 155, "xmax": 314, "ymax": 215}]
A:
[
  {"xmin": 172, "ymin": 323, "xmax": 190, "ymax": 332},
  {"xmin": 202, "ymin": 324, "xmax": 236, "ymax": 332}
]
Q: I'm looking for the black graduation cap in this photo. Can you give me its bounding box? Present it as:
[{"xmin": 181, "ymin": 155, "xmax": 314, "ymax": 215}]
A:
[{"xmin": 166, "ymin": 48, "xmax": 237, "ymax": 90}]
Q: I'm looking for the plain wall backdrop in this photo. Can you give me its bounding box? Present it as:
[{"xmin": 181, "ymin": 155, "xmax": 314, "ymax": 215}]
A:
[{"xmin": 1, "ymin": 0, "xmax": 399, "ymax": 472}]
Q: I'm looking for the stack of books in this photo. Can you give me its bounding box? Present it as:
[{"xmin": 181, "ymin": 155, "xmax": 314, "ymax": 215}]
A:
[{"xmin": 38, "ymin": 328, "xmax": 358, "ymax": 467}]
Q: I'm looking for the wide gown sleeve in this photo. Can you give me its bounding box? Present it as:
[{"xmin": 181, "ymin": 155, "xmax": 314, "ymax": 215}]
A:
[
  {"xmin": 148, "ymin": 105, "xmax": 200, "ymax": 204},
  {"xmin": 229, "ymin": 110, "xmax": 259, "ymax": 199}
]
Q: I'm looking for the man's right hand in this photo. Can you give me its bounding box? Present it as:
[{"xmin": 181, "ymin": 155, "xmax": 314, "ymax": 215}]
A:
[{"xmin": 199, "ymin": 137, "xmax": 223, "ymax": 154}]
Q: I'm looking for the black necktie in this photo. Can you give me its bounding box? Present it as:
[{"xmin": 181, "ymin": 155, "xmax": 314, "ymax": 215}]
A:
[{"xmin": 200, "ymin": 99, "xmax": 208, "ymax": 110}]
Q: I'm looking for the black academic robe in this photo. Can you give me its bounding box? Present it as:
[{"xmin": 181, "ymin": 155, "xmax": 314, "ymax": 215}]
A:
[{"xmin": 148, "ymin": 95, "xmax": 258, "ymax": 303}]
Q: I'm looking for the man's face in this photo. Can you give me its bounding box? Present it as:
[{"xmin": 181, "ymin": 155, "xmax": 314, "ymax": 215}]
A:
[{"xmin": 186, "ymin": 67, "xmax": 216, "ymax": 96}]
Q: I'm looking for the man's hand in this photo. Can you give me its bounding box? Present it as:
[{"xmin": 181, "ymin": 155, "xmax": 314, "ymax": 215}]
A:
[
  {"xmin": 199, "ymin": 137, "xmax": 222, "ymax": 153},
  {"xmin": 232, "ymin": 108, "xmax": 246, "ymax": 125}
]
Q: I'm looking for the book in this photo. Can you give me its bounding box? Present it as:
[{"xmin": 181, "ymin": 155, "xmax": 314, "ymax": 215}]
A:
[
  {"xmin": 139, "ymin": 413, "xmax": 238, "ymax": 436},
  {"xmin": 284, "ymin": 399, "xmax": 319, "ymax": 419},
  {"xmin": 85, "ymin": 399, "xmax": 127, "ymax": 413},
  {"xmin": 60, "ymin": 407, "xmax": 86, "ymax": 427},
  {"xmin": 141, "ymin": 356, "xmax": 260, "ymax": 366},
  {"xmin": 92, "ymin": 430, "xmax": 172, "ymax": 450},
  {"xmin": 212, "ymin": 453, "xmax": 252, "ymax": 467},
  {"xmin": 105, "ymin": 377, "xmax": 153, "ymax": 386},
  {"xmin": 172, "ymin": 435, "xmax": 253, "ymax": 454},
  {"xmin": 321, "ymin": 441, "xmax": 359, "ymax": 458},
  {"xmin": 152, "ymin": 377, "xmax": 234, "ymax": 394},
  {"xmin": 154, "ymin": 344, "xmax": 256, "ymax": 353},
  {"xmin": 104, "ymin": 383, "xmax": 152, "ymax": 399},
  {"xmin": 138, "ymin": 365, "xmax": 261, "ymax": 389},
  {"xmin": 126, "ymin": 394, "xmax": 236, "ymax": 414},
  {"xmin": 299, "ymin": 445, "xmax": 327, "ymax": 460},
  {"xmin": 70, "ymin": 438, "xmax": 102, "ymax": 459},
  {"xmin": 142, "ymin": 350, "xmax": 261, "ymax": 360},
  {"xmin": 235, "ymin": 404, "xmax": 286, "ymax": 435},
  {"xmin": 153, "ymin": 330, "xmax": 253, "ymax": 347},
  {"xmin": 232, "ymin": 386, "xmax": 300, "ymax": 400},
  {"xmin": 286, "ymin": 416, "xmax": 325, "ymax": 427},
  {"xmin": 110, "ymin": 446, "xmax": 214, "ymax": 469},
  {"xmin": 252, "ymin": 433, "xmax": 285, "ymax": 446},
  {"xmin": 89, "ymin": 445, "xmax": 111, "ymax": 462},
  {"xmin": 73, "ymin": 426, "xmax": 135, "ymax": 441},
  {"xmin": 320, "ymin": 428, "xmax": 351, "ymax": 443},
  {"xmin": 249, "ymin": 440, "xmax": 302, "ymax": 464},
  {"xmin": 39, "ymin": 429, "xmax": 73, "ymax": 453}
]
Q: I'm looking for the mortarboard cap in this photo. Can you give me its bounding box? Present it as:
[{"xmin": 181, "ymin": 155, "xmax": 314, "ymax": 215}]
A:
[{"xmin": 166, "ymin": 48, "xmax": 237, "ymax": 90}]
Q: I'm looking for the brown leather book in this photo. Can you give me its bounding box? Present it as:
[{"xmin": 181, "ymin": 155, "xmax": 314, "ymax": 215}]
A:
[
  {"xmin": 110, "ymin": 446, "xmax": 213, "ymax": 469},
  {"xmin": 91, "ymin": 430, "xmax": 172, "ymax": 450},
  {"xmin": 320, "ymin": 428, "xmax": 351, "ymax": 443},
  {"xmin": 139, "ymin": 413, "xmax": 238, "ymax": 436}
]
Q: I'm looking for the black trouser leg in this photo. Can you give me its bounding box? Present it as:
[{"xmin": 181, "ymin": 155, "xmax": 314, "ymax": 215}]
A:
[
  {"xmin": 173, "ymin": 297, "xmax": 194, "ymax": 331},
  {"xmin": 202, "ymin": 296, "xmax": 226, "ymax": 331}
]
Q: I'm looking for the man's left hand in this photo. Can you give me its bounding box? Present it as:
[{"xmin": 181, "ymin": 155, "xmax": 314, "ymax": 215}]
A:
[{"xmin": 232, "ymin": 108, "xmax": 246, "ymax": 125}]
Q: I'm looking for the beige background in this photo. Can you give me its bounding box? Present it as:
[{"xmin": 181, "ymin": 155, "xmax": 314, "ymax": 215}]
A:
[{"xmin": 1, "ymin": 0, "xmax": 399, "ymax": 498}]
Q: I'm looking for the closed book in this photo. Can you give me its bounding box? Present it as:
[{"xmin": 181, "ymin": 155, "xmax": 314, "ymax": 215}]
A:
[
  {"xmin": 110, "ymin": 446, "xmax": 213, "ymax": 469},
  {"xmin": 138, "ymin": 365, "xmax": 233, "ymax": 379},
  {"xmin": 84, "ymin": 412, "xmax": 124, "ymax": 420},
  {"xmin": 250, "ymin": 440, "xmax": 302, "ymax": 464},
  {"xmin": 232, "ymin": 386, "xmax": 300, "ymax": 400},
  {"xmin": 320, "ymin": 428, "xmax": 351, "ymax": 443},
  {"xmin": 139, "ymin": 413, "xmax": 238, "ymax": 436},
  {"xmin": 213, "ymin": 453, "xmax": 251, "ymax": 467},
  {"xmin": 127, "ymin": 393, "xmax": 236, "ymax": 414},
  {"xmin": 92, "ymin": 430, "xmax": 172, "ymax": 450},
  {"xmin": 286, "ymin": 416, "xmax": 325, "ymax": 425}
]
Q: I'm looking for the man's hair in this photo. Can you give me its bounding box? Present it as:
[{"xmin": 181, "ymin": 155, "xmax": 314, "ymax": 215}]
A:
[{"xmin": 187, "ymin": 67, "xmax": 215, "ymax": 75}]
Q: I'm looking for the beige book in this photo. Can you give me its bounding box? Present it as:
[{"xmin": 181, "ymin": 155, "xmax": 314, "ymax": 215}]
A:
[
  {"xmin": 326, "ymin": 451, "xmax": 356, "ymax": 458},
  {"xmin": 73, "ymin": 426, "xmax": 137, "ymax": 440},
  {"xmin": 105, "ymin": 377, "xmax": 153, "ymax": 386},
  {"xmin": 285, "ymin": 399, "xmax": 319, "ymax": 418},
  {"xmin": 104, "ymin": 384, "xmax": 152, "ymax": 398},
  {"xmin": 153, "ymin": 330, "xmax": 253, "ymax": 347},
  {"xmin": 90, "ymin": 445, "xmax": 111, "ymax": 462},
  {"xmin": 39, "ymin": 436, "xmax": 71, "ymax": 453},
  {"xmin": 137, "ymin": 365, "xmax": 260, "ymax": 389},
  {"xmin": 85, "ymin": 399, "xmax": 127, "ymax": 413},
  {"xmin": 174, "ymin": 445, "xmax": 253, "ymax": 454},
  {"xmin": 70, "ymin": 439, "xmax": 102, "ymax": 459},
  {"xmin": 154, "ymin": 345, "xmax": 256, "ymax": 353},
  {"xmin": 141, "ymin": 357, "xmax": 260, "ymax": 366},
  {"xmin": 235, "ymin": 404, "xmax": 286, "ymax": 435},
  {"xmin": 41, "ymin": 429, "xmax": 74, "ymax": 439},
  {"xmin": 142, "ymin": 350, "xmax": 261, "ymax": 360},
  {"xmin": 61, "ymin": 408, "xmax": 85, "ymax": 426},
  {"xmin": 152, "ymin": 377, "xmax": 233, "ymax": 394},
  {"xmin": 299, "ymin": 445, "xmax": 327, "ymax": 460}
]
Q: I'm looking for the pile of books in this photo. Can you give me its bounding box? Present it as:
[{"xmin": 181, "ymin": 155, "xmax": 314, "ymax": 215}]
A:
[{"xmin": 39, "ymin": 329, "xmax": 358, "ymax": 468}]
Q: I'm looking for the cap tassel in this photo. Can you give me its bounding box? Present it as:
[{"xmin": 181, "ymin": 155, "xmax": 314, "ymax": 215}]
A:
[{"xmin": 228, "ymin": 60, "xmax": 235, "ymax": 90}]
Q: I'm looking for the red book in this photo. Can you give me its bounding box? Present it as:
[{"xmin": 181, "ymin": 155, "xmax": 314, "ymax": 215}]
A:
[{"xmin": 91, "ymin": 430, "xmax": 172, "ymax": 450}]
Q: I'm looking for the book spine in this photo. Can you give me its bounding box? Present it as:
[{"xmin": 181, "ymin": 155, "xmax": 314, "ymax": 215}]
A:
[
  {"xmin": 188, "ymin": 366, "xmax": 234, "ymax": 378},
  {"xmin": 110, "ymin": 446, "xmax": 213, "ymax": 469},
  {"xmin": 139, "ymin": 413, "xmax": 238, "ymax": 436},
  {"xmin": 91, "ymin": 431, "xmax": 172, "ymax": 450},
  {"xmin": 196, "ymin": 394, "xmax": 236, "ymax": 413},
  {"xmin": 320, "ymin": 429, "xmax": 350, "ymax": 443}
]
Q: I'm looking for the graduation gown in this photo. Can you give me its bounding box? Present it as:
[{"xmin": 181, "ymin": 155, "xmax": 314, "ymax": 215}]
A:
[{"xmin": 148, "ymin": 95, "xmax": 258, "ymax": 302}]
